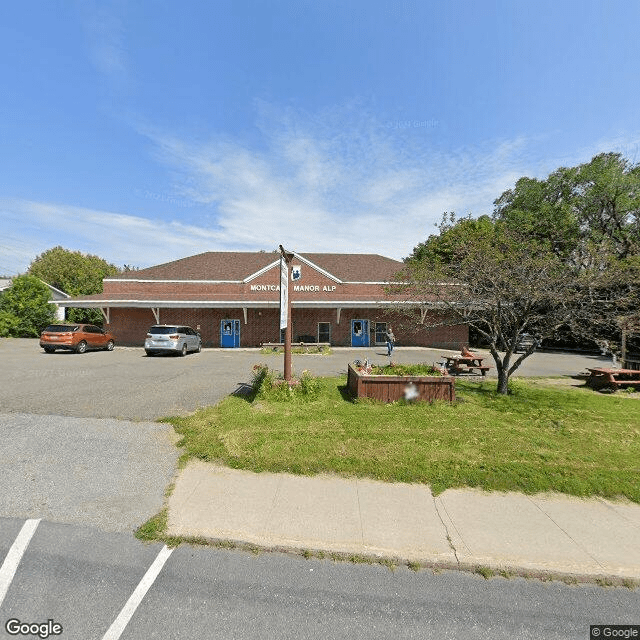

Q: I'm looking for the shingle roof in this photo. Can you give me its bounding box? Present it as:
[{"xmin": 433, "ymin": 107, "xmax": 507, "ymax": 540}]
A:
[{"xmin": 111, "ymin": 251, "xmax": 404, "ymax": 283}]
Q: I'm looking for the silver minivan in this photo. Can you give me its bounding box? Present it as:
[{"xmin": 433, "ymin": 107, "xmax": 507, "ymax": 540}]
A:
[{"xmin": 144, "ymin": 325, "xmax": 202, "ymax": 356}]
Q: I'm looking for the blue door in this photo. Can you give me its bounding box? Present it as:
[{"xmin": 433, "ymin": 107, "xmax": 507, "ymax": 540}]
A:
[
  {"xmin": 220, "ymin": 319, "xmax": 240, "ymax": 348},
  {"xmin": 351, "ymin": 319, "xmax": 369, "ymax": 347}
]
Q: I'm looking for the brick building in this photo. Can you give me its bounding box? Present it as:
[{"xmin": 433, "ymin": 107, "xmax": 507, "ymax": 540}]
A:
[{"xmin": 61, "ymin": 251, "xmax": 468, "ymax": 348}]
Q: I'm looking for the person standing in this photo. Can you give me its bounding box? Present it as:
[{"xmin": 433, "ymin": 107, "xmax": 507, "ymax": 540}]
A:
[{"xmin": 386, "ymin": 326, "xmax": 395, "ymax": 357}]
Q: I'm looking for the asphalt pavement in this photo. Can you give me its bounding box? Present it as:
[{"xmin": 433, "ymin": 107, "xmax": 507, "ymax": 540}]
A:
[
  {"xmin": 0, "ymin": 338, "xmax": 613, "ymax": 419},
  {"xmin": 0, "ymin": 413, "xmax": 179, "ymax": 532},
  {"xmin": 1, "ymin": 338, "xmax": 638, "ymax": 587},
  {"xmin": 3, "ymin": 518, "xmax": 637, "ymax": 640}
]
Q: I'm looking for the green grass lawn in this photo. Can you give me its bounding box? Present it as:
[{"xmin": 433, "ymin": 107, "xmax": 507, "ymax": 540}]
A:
[{"xmin": 162, "ymin": 377, "xmax": 640, "ymax": 502}]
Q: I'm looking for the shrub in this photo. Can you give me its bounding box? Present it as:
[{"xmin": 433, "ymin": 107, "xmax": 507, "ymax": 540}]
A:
[
  {"xmin": 251, "ymin": 364, "xmax": 321, "ymax": 401},
  {"xmin": 0, "ymin": 310, "xmax": 21, "ymax": 337},
  {"xmin": 0, "ymin": 275, "xmax": 56, "ymax": 337},
  {"xmin": 369, "ymin": 363, "xmax": 443, "ymax": 376}
]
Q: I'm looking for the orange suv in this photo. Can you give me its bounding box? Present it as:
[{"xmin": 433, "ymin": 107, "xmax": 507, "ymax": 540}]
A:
[{"xmin": 40, "ymin": 324, "xmax": 115, "ymax": 354}]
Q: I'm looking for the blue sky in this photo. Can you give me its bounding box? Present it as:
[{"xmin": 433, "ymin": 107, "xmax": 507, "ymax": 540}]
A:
[{"xmin": 1, "ymin": 0, "xmax": 639, "ymax": 275}]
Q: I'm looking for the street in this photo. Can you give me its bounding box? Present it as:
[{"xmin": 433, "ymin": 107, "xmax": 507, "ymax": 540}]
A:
[{"xmin": 1, "ymin": 518, "xmax": 638, "ymax": 640}]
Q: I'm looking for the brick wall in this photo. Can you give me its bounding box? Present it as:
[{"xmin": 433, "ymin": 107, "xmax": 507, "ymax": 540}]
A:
[{"xmin": 106, "ymin": 306, "xmax": 468, "ymax": 348}]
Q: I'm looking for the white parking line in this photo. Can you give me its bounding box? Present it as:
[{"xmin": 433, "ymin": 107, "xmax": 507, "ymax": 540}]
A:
[
  {"xmin": 101, "ymin": 545, "xmax": 173, "ymax": 640},
  {"xmin": 0, "ymin": 518, "xmax": 41, "ymax": 607}
]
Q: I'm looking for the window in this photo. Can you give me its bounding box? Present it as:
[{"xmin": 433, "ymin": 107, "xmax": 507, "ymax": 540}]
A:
[
  {"xmin": 375, "ymin": 322, "xmax": 388, "ymax": 344},
  {"xmin": 150, "ymin": 326, "xmax": 179, "ymax": 334},
  {"xmin": 318, "ymin": 322, "xmax": 331, "ymax": 343}
]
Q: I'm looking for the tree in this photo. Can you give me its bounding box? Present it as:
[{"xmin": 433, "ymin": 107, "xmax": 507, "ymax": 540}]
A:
[
  {"xmin": 0, "ymin": 275, "xmax": 56, "ymax": 337},
  {"xmin": 395, "ymin": 206, "xmax": 639, "ymax": 395},
  {"xmin": 0, "ymin": 310, "xmax": 21, "ymax": 337},
  {"xmin": 494, "ymin": 153, "xmax": 640, "ymax": 263},
  {"xmin": 396, "ymin": 220, "xmax": 592, "ymax": 394},
  {"xmin": 493, "ymin": 152, "xmax": 640, "ymax": 352},
  {"xmin": 406, "ymin": 213, "xmax": 496, "ymax": 264},
  {"xmin": 28, "ymin": 246, "xmax": 120, "ymax": 324}
]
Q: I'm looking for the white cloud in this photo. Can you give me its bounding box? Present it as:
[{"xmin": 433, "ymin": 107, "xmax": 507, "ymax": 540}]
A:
[
  {"xmin": 142, "ymin": 107, "xmax": 548, "ymax": 261},
  {"xmin": 4, "ymin": 104, "xmax": 639, "ymax": 276},
  {"xmin": 0, "ymin": 199, "xmax": 229, "ymax": 274}
]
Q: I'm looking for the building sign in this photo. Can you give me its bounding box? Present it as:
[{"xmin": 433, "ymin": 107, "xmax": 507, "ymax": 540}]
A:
[
  {"xmin": 250, "ymin": 284, "xmax": 337, "ymax": 292},
  {"xmin": 293, "ymin": 285, "xmax": 336, "ymax": 292},
  {"xmin": 279, "ymin": 257, "xmax": 288, "ymax": 330},
  {"xmin": 250, "ymin": 284, "xmax": 280, "ymax": 291},
  {"xmin": 292, "ymin": 265, "xmax": 302, "ymax": 281}
]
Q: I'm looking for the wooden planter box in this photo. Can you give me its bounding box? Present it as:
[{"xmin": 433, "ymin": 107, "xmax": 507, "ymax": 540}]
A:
[{"xmin": 347, "ymin": 363, "xmax": 455, "ymax": 403}]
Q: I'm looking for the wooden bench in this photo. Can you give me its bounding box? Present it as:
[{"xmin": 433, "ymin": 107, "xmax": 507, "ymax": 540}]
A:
[
  {"xmin": 442, "ymin": 355, "xmax": 491, "ymax": 377},
  {"xmin": 261, "ymin": 342, "xmax": 331, "ymax": 350},
  {"xmin": 586, "ymin": 368, "xmax": 640, "ymax": 390},
  {"xmin": 449, "ymin": 365, "xmax": 491, "ymax": 376}
]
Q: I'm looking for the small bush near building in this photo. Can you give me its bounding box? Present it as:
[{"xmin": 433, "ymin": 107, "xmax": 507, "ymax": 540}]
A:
[
  {"xmin": 0, "ymin": 310, "xmax": 21, "ymax": 337},
  {"xmin": 0, "ymin": 275, "xmax": 56, "ymax": 337},
  {"xmin": 251, "ymin": 364, "xmax": 322, "ymax": 401}
]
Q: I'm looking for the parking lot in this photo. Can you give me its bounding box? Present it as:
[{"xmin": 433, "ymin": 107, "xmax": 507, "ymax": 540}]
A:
[
  {"xmin": 0, "ymin": 338, "xmax": 610, "ymax": 420},
  {"xmin": 1, "ymin": 339, "xmax": 263, "ymax": 420}
]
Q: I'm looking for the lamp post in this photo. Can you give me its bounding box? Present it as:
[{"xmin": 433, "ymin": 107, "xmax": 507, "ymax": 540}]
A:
[{"xmin": 279, "ymin": 245, "xmax": 294, "ymax": 382}]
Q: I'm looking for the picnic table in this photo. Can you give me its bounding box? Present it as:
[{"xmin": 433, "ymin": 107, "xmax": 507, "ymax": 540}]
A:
[
  {"xmin": 441, "ymin": 354, "xmax": 491, "ymax": 376},
  {"xmin": 585, "ymin": 367, "xmax": 640, "ymax": 391}
]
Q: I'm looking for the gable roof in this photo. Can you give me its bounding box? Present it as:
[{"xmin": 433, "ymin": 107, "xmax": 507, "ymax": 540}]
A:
[
  {"xmin": 109, "ymin": 251, "xmax": 405, "ymax": 283},
  {"xmin": 0, "ymin": 278, "xmax": 70, "ymax": 298}
]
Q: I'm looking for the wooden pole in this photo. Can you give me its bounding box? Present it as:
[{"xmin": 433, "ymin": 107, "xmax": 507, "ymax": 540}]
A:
[
  {"xmin": 279, "ymin": 245, "xmax": 294, "ymax": 382},
  {"xmin": 284, "ymin": 261, "xmax": 292, "ymax": 382}
]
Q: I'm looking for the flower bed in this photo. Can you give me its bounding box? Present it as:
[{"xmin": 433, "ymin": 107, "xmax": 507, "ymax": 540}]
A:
[{"xmin": 347, "ymin": 362, "xmax": 455, "ymax": 403}]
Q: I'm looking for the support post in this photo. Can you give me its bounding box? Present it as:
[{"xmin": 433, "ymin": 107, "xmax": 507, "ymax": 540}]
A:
[{"xmin": 279, "ymin": 245, "xmax": 294, "ymax": 382}]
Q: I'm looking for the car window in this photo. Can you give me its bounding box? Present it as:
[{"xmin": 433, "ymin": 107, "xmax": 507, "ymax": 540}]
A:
[
  {"xmin": 44, "ymin": 325, "xmax": 79, "ymax": 333},
  {"xmin": 149, "ymin": 326, "xmax": 179, "ymax": 334}
]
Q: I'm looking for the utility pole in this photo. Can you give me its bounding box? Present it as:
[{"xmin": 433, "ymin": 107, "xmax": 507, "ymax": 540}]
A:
[{"xmin": 279, "ymin": 245, "xmax": 294, "ymax": 382}]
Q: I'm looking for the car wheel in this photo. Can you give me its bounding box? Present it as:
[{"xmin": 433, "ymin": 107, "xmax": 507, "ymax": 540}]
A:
[
  {"xmin": 145, "ymin": 350, "xmax": 154, "ymax": 357},
  {"xmin": 105, "ymin": 340, "xmax": 115, "ymax": 351},
  {"xmin": 76, "ymin": 341, "xmax": 87, "ymax": 354},
  {"xmin": 43, "ymin": 346, "xmax": 56, "ymax": 353},
  {"xmin": 181, "ymin": 343, "xmax": 188, "ymax": 357}
]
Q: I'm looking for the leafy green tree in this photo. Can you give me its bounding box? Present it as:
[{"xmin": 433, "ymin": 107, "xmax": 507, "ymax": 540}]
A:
[
  {"xmin": 492, "ymin": 169, "xmax": 580, "ymax": 262},
  {"xmin": 397, "ymin": 209, "xmax": 638, "ymax": 394},
  {"xmin": 396, "ymin": 221, "xmax": 590, "ymax": 394},
  {"xmin": 400, "ymin": 154, "xmax": 640, "ymax": 390},
  {"xmin": 493, "ymin": 152, "xmax": 640, "ymax": 352},
  {"xmin": 0, "ymin": 275, "xmax": 56, "ymax": 337},
  {"xmin": 406, "ymin": 213, "xmax": 496, "ymax": 264},
  {"xmin": 28, "ymin": 246, "xmax": 120, "ymax": 324},
  {"xmin": 0, "ymin": 310, "xmax": 22, "ymax": 337},
  {"xmin": 494, "ymin": 153, "xmax": 640, "ymax": 265}
]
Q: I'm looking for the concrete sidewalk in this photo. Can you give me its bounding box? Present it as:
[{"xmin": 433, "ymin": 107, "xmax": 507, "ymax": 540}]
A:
[{"xmin": 167, "ymin": 461, "xmax": 640, "ymax": 583}]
